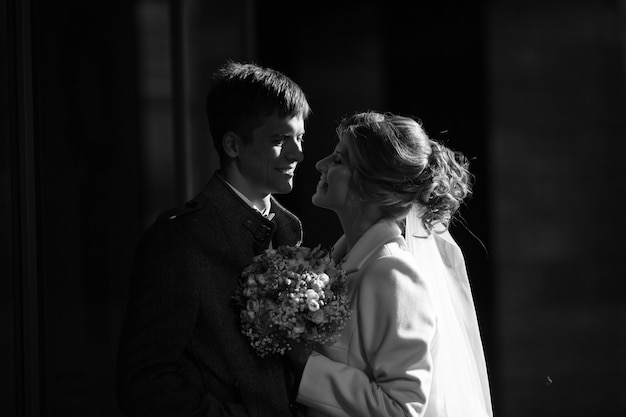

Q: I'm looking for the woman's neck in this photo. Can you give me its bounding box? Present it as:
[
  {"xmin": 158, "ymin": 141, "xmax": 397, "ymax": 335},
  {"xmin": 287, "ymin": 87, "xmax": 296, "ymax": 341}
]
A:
[{"xmin": 337, "ymin": 205, "xmax": 383, "ymax": 252}]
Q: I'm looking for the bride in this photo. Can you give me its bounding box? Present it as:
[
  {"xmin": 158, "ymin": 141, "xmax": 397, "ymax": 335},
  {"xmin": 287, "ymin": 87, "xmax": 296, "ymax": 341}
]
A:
[{"xmin": 287, "ymin": 111, "xmax": 493, "ymax": 417}]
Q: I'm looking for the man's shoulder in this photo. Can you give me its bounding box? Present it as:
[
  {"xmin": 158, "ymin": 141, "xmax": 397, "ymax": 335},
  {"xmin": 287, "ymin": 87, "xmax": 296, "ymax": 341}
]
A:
[
  {"xmin": 153, "ymin": 173, "xmax": 231, "ymax": 223},
  {"xmin": 156, "ymin": 200, "xmax": 203, "ymax": 223}
]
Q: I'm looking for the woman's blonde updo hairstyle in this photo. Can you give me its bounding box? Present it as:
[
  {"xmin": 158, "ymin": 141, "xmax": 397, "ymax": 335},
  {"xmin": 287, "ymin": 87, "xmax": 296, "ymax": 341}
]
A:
[{"xmin": 338, "ymin": 111, "xmax": 472, "ymax": 232}]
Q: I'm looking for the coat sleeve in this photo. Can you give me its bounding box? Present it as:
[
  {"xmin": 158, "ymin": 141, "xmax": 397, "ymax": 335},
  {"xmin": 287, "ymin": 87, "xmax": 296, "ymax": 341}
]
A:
[
  {"xmin": 116, "ymin": 221, "xmax": 248, "ymax": 417},
  {"xmin": 296, "ymin": 252, "xmax": 436, "ymax": 417}
]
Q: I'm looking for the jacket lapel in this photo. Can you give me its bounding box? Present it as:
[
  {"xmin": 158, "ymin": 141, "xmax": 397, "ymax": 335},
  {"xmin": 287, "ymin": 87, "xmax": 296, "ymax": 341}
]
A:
[
  {"xmin": 269, "ymin": 196, "xmax": 303, "ymax": 248},
  {"xmin": 200, "ymin": 172, "xmax": 278, "ymax": 254}
]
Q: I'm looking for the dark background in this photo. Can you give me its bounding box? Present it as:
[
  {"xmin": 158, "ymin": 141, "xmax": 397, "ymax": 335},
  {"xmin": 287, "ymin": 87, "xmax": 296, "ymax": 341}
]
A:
[{"xmin": 3, "ymin": 0, "xmax": 625, "ymax": 416}]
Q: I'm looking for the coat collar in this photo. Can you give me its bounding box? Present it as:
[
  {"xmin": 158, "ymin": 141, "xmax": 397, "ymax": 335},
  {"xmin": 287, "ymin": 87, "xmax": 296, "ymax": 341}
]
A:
[
  {"xmin": 332, "ymin": 219, "xmax": 403, "ymax": 274},
  {"xmin": 198, "ymin": 171, "xmax": 303, "ymax": 247}
]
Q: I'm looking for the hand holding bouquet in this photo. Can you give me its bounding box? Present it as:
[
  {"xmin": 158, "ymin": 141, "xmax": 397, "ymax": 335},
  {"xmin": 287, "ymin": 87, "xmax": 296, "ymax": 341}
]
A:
[{"xmin": 234, "ymin": 245, "xmax": 351, "ymax": 357}]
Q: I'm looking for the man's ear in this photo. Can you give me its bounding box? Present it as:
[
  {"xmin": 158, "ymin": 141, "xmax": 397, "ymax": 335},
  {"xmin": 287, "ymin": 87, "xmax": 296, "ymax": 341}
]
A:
[{"xmin": 222, "ymin": 131, "xmax": 242, "ymax": 158}]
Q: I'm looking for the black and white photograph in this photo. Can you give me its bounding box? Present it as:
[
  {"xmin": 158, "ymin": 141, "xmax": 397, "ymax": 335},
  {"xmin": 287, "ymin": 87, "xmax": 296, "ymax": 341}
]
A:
[{"xmin": 2, "ymin": 1, "xmax": 625, "ymax": 416}]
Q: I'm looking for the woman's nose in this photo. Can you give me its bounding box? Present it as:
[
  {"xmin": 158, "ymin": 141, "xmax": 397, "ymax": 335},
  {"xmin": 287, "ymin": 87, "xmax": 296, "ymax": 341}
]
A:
[{"xmin": 315, "ymin": 155, "xmax": 329, "ymax": 173}]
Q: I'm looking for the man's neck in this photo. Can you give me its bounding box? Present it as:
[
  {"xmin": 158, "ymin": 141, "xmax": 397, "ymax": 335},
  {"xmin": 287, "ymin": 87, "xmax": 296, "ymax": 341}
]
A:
[{"xmin": 222, "ymin": 170, "xmax": 271, "ymax": 214}]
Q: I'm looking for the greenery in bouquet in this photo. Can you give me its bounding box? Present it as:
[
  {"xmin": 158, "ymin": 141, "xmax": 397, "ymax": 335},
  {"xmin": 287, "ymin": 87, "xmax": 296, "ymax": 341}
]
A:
[{"xmin": 234, "ymin": 245, "xmax": 351, "ymax": 358}]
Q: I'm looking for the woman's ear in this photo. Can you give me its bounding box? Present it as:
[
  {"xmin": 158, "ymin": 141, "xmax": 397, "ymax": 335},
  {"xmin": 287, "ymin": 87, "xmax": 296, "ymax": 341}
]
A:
[{"xmin": 222, "ymin": 131, "xmax": 242, "ymax": 158}]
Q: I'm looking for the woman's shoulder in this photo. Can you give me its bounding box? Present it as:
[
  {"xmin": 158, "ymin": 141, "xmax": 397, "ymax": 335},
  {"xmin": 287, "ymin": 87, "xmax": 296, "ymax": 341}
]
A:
[
  {"xmin": 356, "ymin": 237, "xmax": 434, "ymax": 320},
  {"xmin": 359, "ymin": 237, "xmax": 421, "ymax": 289},
  {"xmin": 375, "ymin": 236, "xmax": 416, "ymax": 267}
]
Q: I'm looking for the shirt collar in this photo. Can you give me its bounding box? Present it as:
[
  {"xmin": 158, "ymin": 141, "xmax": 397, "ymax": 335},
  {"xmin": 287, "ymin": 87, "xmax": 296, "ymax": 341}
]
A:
[{"xmin": 224, "ymin": 180, "xmax": 273, "ymax": 219}]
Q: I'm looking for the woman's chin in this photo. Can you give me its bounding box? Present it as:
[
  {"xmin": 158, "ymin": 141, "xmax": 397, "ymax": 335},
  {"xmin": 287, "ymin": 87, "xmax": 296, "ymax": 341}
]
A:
[{"xmin": 311, "ymin": 192, "xmax": 325, "ymax": 208}]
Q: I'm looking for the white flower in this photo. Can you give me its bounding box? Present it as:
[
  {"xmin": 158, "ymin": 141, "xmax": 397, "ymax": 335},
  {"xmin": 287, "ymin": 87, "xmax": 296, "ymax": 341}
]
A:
[
  {"xmin": 307, "ymin": 299, "xmax": 320, "ymax": 312},
  {"xmin": 305, "ymin": 289, "xmax": 319, "ymax": 301}
]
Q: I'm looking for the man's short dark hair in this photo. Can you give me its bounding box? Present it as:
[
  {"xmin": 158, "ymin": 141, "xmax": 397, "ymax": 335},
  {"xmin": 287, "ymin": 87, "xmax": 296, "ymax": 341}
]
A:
[{"xmin": 205, "ymin": 61, "xmax": 311, "ymax": 160}]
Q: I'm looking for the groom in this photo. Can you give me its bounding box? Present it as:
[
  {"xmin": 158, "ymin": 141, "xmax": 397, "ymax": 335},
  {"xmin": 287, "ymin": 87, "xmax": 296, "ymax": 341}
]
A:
[{"xmin": 116, "ymin": 61, "xmax": 311, "ymax": 416}]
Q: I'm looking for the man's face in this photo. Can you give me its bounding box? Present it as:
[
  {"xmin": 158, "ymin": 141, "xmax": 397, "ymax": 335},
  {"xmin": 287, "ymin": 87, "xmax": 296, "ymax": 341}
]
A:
[{"xmin": 236, "ymin": 113, "xmax": 305, "ymax": 200}]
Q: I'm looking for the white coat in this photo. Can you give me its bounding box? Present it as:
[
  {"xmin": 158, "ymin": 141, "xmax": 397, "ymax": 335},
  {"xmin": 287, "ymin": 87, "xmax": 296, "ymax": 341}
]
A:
[{"xmin": 297, "ymin": 219, "xmax": 437, "ymax": 417}]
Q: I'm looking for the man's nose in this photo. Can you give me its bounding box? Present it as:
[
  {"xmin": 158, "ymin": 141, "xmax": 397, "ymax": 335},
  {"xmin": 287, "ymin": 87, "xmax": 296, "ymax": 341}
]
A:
[{"xmin": 284, "ymin": 138, "xmax": 304, "ymax": 162}]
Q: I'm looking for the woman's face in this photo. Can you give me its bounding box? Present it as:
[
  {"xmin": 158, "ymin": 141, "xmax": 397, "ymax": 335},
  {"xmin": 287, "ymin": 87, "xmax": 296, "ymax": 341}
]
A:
[{"xmin": 312, "ymin": 134, "xmax": 354, "ymax": 213}]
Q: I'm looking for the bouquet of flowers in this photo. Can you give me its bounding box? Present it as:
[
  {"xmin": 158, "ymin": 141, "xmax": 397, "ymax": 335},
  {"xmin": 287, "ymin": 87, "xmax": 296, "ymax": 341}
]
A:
[{"xmin": 234, "ymin": 245, "xmax": 351, "ymax": 357}]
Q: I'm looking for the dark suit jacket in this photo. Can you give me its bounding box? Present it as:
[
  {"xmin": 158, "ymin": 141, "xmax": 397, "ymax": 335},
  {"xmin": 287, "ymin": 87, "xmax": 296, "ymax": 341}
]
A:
[{"xmin": 117, "ymin": 171, "xmax": 303, "ymax": 417}]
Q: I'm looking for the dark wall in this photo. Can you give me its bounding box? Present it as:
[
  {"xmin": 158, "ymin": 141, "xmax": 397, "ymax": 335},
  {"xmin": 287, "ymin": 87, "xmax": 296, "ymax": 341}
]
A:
[
  {"xmin": 488, "ymin": 2, "xmax": 626, "ymax": 416},
  {"xmin": 32, "ymin": 1, "xmax": 141, "ymax": 415},
  {"xmin": 4, "ymin": 0, "xmax": 142, "ymax": 415},
  {"xmin": 2, "ymin": 0, "xmax": 19, "ymax": 414}
]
